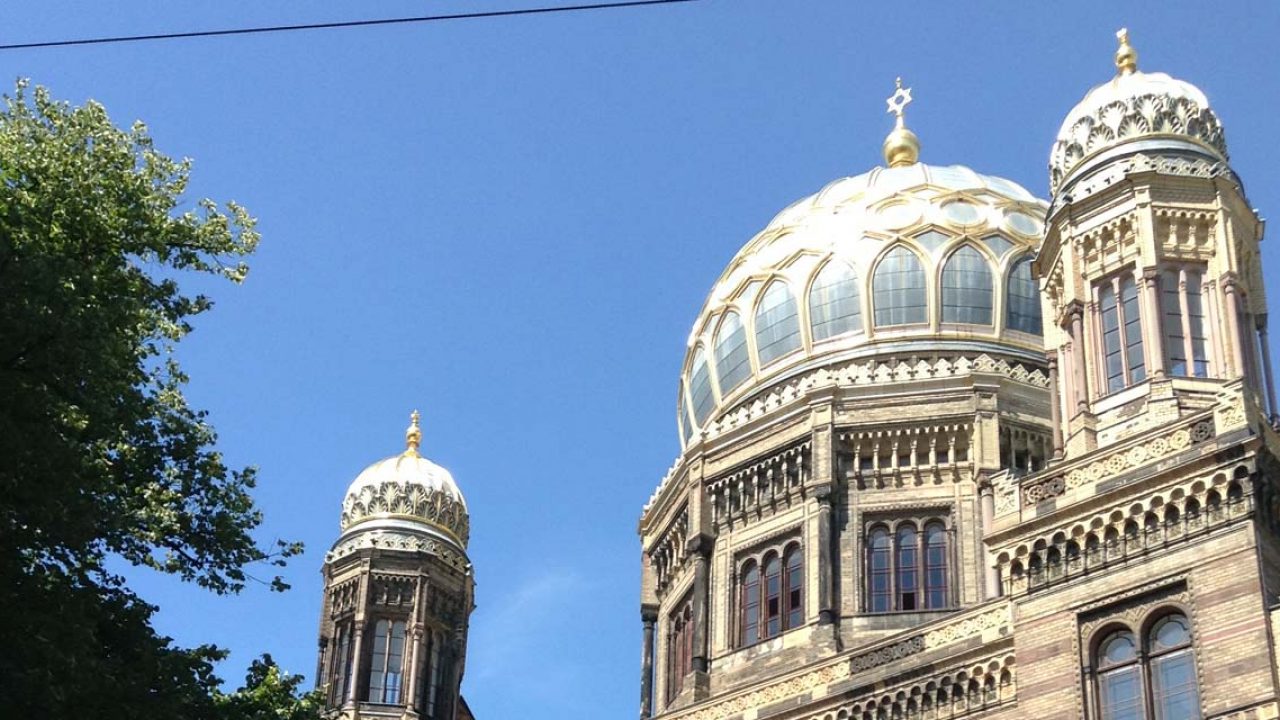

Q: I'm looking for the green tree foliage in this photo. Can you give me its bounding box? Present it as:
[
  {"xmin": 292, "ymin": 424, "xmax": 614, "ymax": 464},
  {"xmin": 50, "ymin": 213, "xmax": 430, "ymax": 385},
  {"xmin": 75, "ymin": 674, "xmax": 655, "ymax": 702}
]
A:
[
  {"xmin": 215, "ymin": 655, "xmax": 325, "ymax": 720},
  {"xmin": 0, "ymin": 80, "xmax": 305, "ymax": 717}
]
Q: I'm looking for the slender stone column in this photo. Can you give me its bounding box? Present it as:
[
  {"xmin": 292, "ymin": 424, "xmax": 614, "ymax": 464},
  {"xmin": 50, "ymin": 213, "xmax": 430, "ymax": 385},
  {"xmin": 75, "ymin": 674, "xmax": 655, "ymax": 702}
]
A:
[
  {"xmin": 978, "ymin": 482, "xmax": 999, "ymax": 599},
  {"xmin": 1069, "ymin": 302, "xmax": 1089, "ymax": 412},
  {"xmin": 1223, "ymin": 276, "xmax": 1245, "ymax": 377},
  {"xmin": 1048, "ymin": 355, "xmax": 1063, "ymax": 460},
  {"xmin": 640, "ymin": 604, "xmax": 658, "ymax": 720},
  {"xmin": 687, "ymin": 534, "xmax": 713, "ymax": 674},
  {"xmin": 1142, "ymin": 268, "xmax": 1166, "ymax": 377},
  {"xmin": 1259, "ymin": 315, "xmax": 1278, "ymax": 420},
  {"xmin": 815, "ymin": 486, "xmax": 835, "ymax": 624}
]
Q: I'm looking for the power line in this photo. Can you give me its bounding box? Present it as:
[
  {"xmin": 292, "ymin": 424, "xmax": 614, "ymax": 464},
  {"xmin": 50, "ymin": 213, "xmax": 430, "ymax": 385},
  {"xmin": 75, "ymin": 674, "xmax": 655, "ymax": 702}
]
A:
[{"xmin": 0, "ymin": 0, "xmax": 702, "ymax": 51}]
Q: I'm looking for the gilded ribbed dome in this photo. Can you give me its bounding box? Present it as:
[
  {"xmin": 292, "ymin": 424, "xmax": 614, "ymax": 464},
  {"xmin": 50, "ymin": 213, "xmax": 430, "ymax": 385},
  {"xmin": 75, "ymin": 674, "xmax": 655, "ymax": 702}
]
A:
[
  {"xmin": 1048, "ymin": 29, "xmax": 1228, "ymax": 196},
  {"xmin": 337, "ymin": 413, "xmax": 470, "ymax": 549},
  {"xmin": 676, "ymin": 162, "xmax": 1048, "ymax": 448}
]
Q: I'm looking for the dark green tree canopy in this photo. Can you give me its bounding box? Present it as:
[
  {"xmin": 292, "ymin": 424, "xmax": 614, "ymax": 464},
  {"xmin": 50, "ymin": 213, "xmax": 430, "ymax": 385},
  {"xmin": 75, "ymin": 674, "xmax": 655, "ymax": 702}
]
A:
[{"xmin": 0, "ymin": 80, "xmax": 305, "ymax": 717}]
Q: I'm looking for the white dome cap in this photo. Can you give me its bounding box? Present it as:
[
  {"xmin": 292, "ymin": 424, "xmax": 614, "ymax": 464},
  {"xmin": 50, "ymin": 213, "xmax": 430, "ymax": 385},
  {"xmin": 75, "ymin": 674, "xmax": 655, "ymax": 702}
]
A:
[
  {"xmin": 338, "ymin": 412, "xmax": 470, "ymax": 549},
  {"xmin": 1049, "ymin": 29, "xmax": 1228, "ymax": 196}
]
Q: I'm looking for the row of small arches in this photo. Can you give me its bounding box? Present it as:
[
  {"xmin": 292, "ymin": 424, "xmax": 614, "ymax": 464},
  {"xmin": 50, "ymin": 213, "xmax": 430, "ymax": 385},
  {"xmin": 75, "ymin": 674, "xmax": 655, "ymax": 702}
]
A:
[
  {"xmin": 809, "ymin": 656, "xmax": 1015, "ymax": 720},
  {"xmin": 682, "ymin": 244, "xmax": 1041, "ymax": 438}
]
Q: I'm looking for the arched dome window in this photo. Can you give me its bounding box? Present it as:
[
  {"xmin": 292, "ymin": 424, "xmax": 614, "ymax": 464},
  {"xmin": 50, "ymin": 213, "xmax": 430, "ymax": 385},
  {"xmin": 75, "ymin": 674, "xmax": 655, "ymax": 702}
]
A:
[
  {"xmin": 941, "ymin": 245, "xmax": 993, "ymax": 325},
  {"xmin": 688, "ymin": 348, "xmax": 715, "ymax": 426},
  {"xmin": 755, "ymin": 281, "xmax": 801, "ymax": 367},
  {"xmin": 677, "ymin": 384, "xmax": 693, "ymax": 444},
  {"xmin": 873, "ymin": 246, "xmax": 927, "ymax": 326},
  {"xmin": 714, "ymin": 312, "xmax": 751, "ymax": 396},
  {"xmin": 1006, "ymin": 256, "xmax": 1042, "ymax": 334},
  {"xmin": 809, "ymin": 261, "xmax": 862, "ymax": 341}
]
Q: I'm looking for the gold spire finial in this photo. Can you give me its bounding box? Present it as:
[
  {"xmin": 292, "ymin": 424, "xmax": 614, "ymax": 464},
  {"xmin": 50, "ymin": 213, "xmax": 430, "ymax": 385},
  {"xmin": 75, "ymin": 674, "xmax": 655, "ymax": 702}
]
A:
[
  {"xmin": 882, "ymin": 77, "xmax": 920, "ymax": 168},
  {"xmin": 1115, "ymin": 28, "xmax": 1138, "ymax": 75},
  {"xmin": 404, "ymin": 410, "xmax": 422, "ymax": 458}
]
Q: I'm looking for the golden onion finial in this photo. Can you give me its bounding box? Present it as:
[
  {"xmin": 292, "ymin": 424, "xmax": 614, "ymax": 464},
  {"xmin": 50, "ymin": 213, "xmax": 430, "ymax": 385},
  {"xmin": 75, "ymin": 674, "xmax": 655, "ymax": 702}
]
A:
[
  {"xmin": 404, "ymin": 410, "xmax": 422, "ymax": 458},
  {"xmin": 882, "ymin": 77, "xmax": 920, "ymax": 168},
  {"xmin": 1115, "ymin": 28, "xmax": 1138, "ymax": 75}
]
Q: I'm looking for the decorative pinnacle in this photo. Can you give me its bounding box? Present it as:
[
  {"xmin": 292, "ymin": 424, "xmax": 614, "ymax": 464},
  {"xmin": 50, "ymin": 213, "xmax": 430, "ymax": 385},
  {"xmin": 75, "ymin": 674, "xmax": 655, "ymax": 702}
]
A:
[
  {"xmin": 1115, "ymin": 28, "xmax": 1138, "ymax": 75},
  {"xmin": 882, "ymin": 77, "xmax": 920, "ymax": 168},
  {"xmin": 404, "ymin": 410, "xmax": 422, "ymax": 458}
]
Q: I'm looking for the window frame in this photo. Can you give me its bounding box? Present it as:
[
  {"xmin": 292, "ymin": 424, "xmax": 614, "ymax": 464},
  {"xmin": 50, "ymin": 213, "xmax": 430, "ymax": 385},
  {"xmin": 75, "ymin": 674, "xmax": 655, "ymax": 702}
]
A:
[
  {"xmin": 1158, "ymin": 265, "xmax": 1211, "ymax": 379},
  {"xmin": 364, "ymin": 617, "xmax": 409, "ymax": 705},
  {"xmin": 1096, "ymin": 270, "xmax": 1146, "ymax": 394},
  {"xmin": 939, "ymin": 243, "xmax": 995, "ymax": 326},
  {"xmin": 863, "ymin": 514, "xmax": 953, "ymax": 613},
  {"xmin": 735, "ymin": 538, "xmax": 804, "ymax": 647},
  {"xmin": 1086, "ymin": 609, "xmax": 1201, "ymax": 720}
]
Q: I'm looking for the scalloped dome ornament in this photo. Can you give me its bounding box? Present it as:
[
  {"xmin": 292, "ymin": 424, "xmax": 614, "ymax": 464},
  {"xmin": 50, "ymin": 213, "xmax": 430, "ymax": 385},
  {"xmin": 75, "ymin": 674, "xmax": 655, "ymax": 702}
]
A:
[
  {"xmin": 1048, "ymin": 28, "xmax": 1228, "ymax": 196},
  {"xmin": 338, "ymin": 411, "xmax": 470, "ymax": 548}
]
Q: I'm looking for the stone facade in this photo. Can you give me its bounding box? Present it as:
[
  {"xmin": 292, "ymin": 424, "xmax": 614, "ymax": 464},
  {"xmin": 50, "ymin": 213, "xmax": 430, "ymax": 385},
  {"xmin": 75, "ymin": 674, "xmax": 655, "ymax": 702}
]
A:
[{"xmin": 639, "ymin": 33, "xmax": 1280, "ymax": 720}]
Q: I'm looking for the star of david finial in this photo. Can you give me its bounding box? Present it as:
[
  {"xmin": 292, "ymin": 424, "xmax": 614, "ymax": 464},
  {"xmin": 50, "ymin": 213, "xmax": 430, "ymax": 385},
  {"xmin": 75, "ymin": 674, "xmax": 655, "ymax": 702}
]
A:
[
  {"xmin": 404, "ymin": 409, "xmax": 422, "ymax": 457},
  {"xmin": 886, "ymin": 77, "xmax": 913, "ymax": 124}
]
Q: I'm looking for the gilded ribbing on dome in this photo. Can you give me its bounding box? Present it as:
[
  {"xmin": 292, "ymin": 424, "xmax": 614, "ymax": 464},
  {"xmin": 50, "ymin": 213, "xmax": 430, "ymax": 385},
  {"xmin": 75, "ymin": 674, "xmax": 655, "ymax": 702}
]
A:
[
  {"xmin": 404, "ymin": 409, "xmax": 422, "ymax": 458},
  {"xmin": 1115, "ymin": 28, "xmax": 1138, "ymax": 75},
  {"xmin": 882, "ymin": 77, "xmax": 920, "ymax": 168}
]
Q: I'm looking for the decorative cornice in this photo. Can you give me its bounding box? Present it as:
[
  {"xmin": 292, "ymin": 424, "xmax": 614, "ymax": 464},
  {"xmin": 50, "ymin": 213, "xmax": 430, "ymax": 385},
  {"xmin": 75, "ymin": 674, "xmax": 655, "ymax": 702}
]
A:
[{"xmin": 341, "ymin": 479, "xmax": 470, "ymax": 547}]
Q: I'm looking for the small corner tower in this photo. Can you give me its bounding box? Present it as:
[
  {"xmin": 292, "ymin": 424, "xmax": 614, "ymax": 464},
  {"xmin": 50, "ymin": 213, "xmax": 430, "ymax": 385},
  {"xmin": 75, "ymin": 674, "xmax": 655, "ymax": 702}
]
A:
[
  {"xmin": 1040, "ymin": 28, "xmax": 1272, "ymax": 457},
  {"xmin": 316, "ymin": 412, "xmax": 475, "ymax": 720}
]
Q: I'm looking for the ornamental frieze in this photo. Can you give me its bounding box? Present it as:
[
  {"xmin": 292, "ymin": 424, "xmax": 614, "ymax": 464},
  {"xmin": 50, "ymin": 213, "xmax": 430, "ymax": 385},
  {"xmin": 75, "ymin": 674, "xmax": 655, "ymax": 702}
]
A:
[{"xmin": 341, "ymin": 479, "xmax": 470, "ymax": 546}]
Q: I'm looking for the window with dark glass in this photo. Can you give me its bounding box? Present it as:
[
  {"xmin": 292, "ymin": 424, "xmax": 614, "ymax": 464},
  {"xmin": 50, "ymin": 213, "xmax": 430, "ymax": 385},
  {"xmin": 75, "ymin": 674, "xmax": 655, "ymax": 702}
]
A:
[
  {"xmin": 1007, "ymin": 256, "xmax": 1043, "ymax": 334},
  {"xmin": 1091, "ymin": 612, "xmax": 1200, "ymax": 720},
  {"xmin": 941, "ymin": 245, "xmax": 993, "ymax": 325},
  {"xmin": 1100, "ymin": 274, "xmax": 1145, "ymax": 393},
  {"xmin": 809, "ymin": 261, "xmax": 862, "ymax": 340},
  {"xmin": 366, "ymin": 619, "xmax": 407, "ymax": 704},
  {"xmin": 331, "ymin": 621, "xmax": 354, "ymax": 705},
  {"xmin": 688, "ymin": 348, "xmax": 715, "ymax": 426},
  {"xmin": 667, "ymin": 598, "xmax": 694, "ymax": 703},
  {"xmin": 714, "ymin": 312, "xmax": 751, "ymax": 395},
  {"xmin": 866, "ymin": 519, "xmax": 949, "ymax": 613},
  {"xmin": 1160, "ymin": 268, "xmax": 1209, "ymax": 378},
  {"xmin": 755, "ymin": 281, "xmax": 801, "ymax": 366},
  {"xmin": 874, "ymin": 246, "xmax": 927, "ymax": 326},
  {"xmin": 738, "ymin": 543, "xmax": 803, "ymax": 646}
]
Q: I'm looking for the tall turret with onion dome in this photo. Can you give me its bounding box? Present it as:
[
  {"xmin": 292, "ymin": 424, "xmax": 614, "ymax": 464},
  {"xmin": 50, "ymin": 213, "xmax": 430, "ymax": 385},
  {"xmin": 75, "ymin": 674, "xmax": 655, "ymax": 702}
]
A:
[
  {"xmin": 315, "ymin": 412, "xmax": 475, "ymax": 720},
  {"xmin": 638, "ymin": 79, "xmax": 1054, "ymax": 717}
]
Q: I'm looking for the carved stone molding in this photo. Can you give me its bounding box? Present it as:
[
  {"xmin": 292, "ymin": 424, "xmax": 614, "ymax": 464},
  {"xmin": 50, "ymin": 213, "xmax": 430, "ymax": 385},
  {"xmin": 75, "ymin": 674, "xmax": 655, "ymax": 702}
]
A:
[{"xmin": 341, "ymin": 479, "xmax": 470, "ymax": 546}]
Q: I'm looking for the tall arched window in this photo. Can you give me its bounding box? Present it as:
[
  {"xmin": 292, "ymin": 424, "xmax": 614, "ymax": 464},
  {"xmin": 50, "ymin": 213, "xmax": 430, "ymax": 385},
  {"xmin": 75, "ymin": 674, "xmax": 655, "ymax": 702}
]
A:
[
  {"xmin": 868, "ymin": 528, "xmax": 892, "ymax": 613},
  {"xmin": 366, "ymin": 619, "xmax": 407, "ymax": 704},
  {"xmin": 896, "ymin": 524, "xmax": 919, "ymax": 611},
  {"xmin": 714, "ymin": 312, "xmax": 751, "ymax": 395},
  {"xmin": 667, "ymin": 597, "xmax": 694, "ymax": 703},
  {"xmin": 331, "ymin": 621, "xmax": 354, "ymax": 705},
  {"xmin": 809, "ymin": 261, "xmax": 862, "ymax": 340},
  {"xmin": 740, "ymin": 561, "xmax": 759, "ymax": 646},
  {"xmin": 1097, "ymin": 630, "xmax": 1141, "ymax": 720},
  {"xmin": 688, "ymin": 348, "xmax": 715, "ymax": 426},
  {"xmin": 418, "ymin": 630, "xmax": 454, "ymax": 720},
  {"xmin": 763, "ymin": 554, "xmax": 783, "ymax": 638},
  {"xmin": 1100, "ymin": 273, "xmax": 1145, "ymax": 392},
  {"xmin": 784, "ymin": 544, "xmax": 803, "ymax": 629},
  {"xmin": 941, "ymin": 245, "xmax": 993, "ymax": 325},
  {"xmin": 874, "ymin": 246, "xmax": 927, "ymax": 326},
  {"xmin": 1092, "ymin": 613, "xmax": 1201, "ymax": 720},
  {"xmin": 1007, "ymin": 256, "xmax": 1042, "ymax": 334},
  {"xmin": 755, "ymin": 281, "xmax": 801, "ymax": 366},
  {"xmin": 924, "ymin": 522, "xmax": 948, "ymax": 609},
  {"xmin": 1160, "ymin": 268, "xmax": 1209, "ymax": 378}
]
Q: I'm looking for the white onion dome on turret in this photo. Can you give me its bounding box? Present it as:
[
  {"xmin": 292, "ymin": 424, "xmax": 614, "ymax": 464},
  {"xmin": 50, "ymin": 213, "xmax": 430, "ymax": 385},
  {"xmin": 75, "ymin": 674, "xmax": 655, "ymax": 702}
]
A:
[
  {"xmin": 1049, "ymin": 29, "xmax": 1228, "ymax": 198},
  {"xmin": 676, "ymin": 80, "xmax": 1049, "ymax": 449},
  {"xmin": 328, "ymin": 412, "xmax": 470, "ymax": 564}
]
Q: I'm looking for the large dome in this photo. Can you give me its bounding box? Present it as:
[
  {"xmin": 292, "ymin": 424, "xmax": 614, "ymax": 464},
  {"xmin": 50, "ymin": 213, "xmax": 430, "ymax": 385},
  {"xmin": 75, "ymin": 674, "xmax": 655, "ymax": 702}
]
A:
[
  {"xmin": 676, "ymin": 161, "xmax": 1048, "ymax": 448},
  {"xmin": 335, "ymin": 412, "xmax": 470, "ymax": 551},
  {"xmin": 1048, "ymin": 29, "xmax": 1227, "ymax": 196}
]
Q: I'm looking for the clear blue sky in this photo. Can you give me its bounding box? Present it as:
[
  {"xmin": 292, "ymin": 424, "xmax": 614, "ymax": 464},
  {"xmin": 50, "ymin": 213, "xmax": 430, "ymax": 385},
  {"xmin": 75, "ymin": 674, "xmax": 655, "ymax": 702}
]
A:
[{"xmin": 3, "ymin": 1, "xmax": 1278, "ymax": 717}]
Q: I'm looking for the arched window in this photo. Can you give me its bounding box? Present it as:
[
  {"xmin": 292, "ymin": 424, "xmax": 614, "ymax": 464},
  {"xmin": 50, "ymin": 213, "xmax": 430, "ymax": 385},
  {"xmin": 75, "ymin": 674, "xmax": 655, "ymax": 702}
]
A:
[
  {"xmin": 714, "ymin": 312, "xmax": 751, "ymax": 395},
  {"xmin": 924, "ymin": 522, "xmax": 948, "ymax": 609},
  {"xmin": 896, "ymin": 524, "xmax": 919, "ymax": 611},
  {"xmin": 810, "ymin": 261, "xmax": 862, "ymax": 340},
  {"xmin": 869, "ymin": 527, "xmax": 892, "ymax": 613},
  {"xmin": 1092, "ymin": 614, "xmax": 1201, "ymax": 720},
  {"xmin": 941, "ymin": 246, "xmax": 993, "ymax": 325},
  {"xmin": 331, "ymin": 621, "xmax": 354, "ymax": 705},
  {"xmin": 1160, "ymin": 268, "xmax": 1209, "ymax": 377},
  {"xmin": 667, "ymin": 597, "xmax": 694, "ymax": 703},
  {"xmin": 367, "ymin": 619, "xmax": 407, "ymax": 704},
  {"xmin": 1147, "ymin": 614, "xmax": 1199, "ymax": 718},
  {"xmin": 688, "ymin": 348, "xmax": 715, "ymax": 426},
  {"xmin": 874, "ymin": 246, "xmax": 927, "ymax": 326},
  {"xmin": 740, "ymin": 562, "xmax": 759, "ymax": 646},
  {"xmin": 763, "ymin": 554, "xmax": 783, "ymax": 638},
  {"xmin": 1007, "ymin": 256, "xmax": 1042, "ymax": 334},
  {"xmin": 418, "ymin": 630, "xmax": 454, "ymax": 719},
  {"xmin": 755, "ymin": 281, "xmax": 801, "ymax": 366},
  {"xmin": 677, "ymin": 385, "xmax": 692, "ymax": 444},
  {"xmin": 1100, "ymin": 273, "xmax": 1145, "ymax": 392},
  {"xmin": 784, "ymin": 545, "xmax": 803, "ymax": 629}
]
